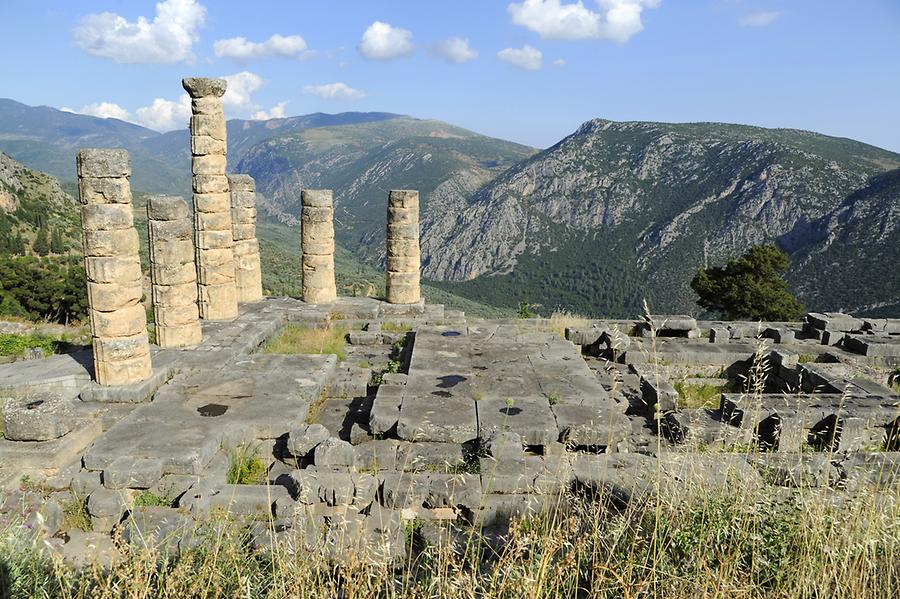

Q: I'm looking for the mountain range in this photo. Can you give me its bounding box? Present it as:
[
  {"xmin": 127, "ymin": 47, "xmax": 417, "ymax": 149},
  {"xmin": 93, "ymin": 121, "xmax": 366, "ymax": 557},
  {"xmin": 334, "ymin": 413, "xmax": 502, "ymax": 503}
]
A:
[{"xmin": 1, "ymin": 98, "xmax": 897, "ymax": 317}]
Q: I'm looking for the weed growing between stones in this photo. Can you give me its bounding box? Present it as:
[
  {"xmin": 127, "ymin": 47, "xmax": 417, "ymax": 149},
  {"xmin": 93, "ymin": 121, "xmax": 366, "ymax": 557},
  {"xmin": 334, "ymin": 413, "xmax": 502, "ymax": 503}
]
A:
[
  {"xmin": 225, "ymin": 445, "xmax": 268, "ymax": 485},
  {"xmin": 132, "ymin": 491, "xmax": 169, "ymax": 508},
  {"xmin": 60, "ymin": 495, "xmax": 91, "ymax": 533},
  {"xmin": 263, "ymin": 325, "xmax": 349, "ymax": 361},
  {"xmin": 673, "ymin": 381, "xmax": 724, "ymax": 409}
]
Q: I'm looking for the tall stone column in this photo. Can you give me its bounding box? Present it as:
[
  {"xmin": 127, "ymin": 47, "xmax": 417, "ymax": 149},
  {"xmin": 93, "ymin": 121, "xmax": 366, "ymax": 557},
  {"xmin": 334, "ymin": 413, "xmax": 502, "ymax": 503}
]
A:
[
  {"xmin": 148, "ymin": 195, "xmax": 202, "ymax": 348},
  {"xmin": 182, "ymin": 77, "xmax": 238, "ymax": 321},
  {"xmin": 385, "ymin": 190, "xmax": 421, "ymax": 304},
  {"xmin": 300, "ymin": 189, "xmax": 337, "ymax": 304},
  {"xmin": 228, "ymin": 174, "xmax": 263, "ymax": 303},
  {"xmin": 76, "ymin": 149, "xmax": 152, "ymax": 387}
]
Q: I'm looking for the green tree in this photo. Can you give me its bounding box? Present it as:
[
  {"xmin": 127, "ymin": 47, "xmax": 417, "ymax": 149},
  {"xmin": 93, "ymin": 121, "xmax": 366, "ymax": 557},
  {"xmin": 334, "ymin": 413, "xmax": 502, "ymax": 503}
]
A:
[
  {"xmin": 691, "ymin": 244, "xmax": 805, "ymax": 321},
  {"xmin": 33, "ymin": 227, "xmax": 50, "ymax": 256},
  {"xmin": 50, "ymin": 227, "xmax": 65, "ymax": 254}
]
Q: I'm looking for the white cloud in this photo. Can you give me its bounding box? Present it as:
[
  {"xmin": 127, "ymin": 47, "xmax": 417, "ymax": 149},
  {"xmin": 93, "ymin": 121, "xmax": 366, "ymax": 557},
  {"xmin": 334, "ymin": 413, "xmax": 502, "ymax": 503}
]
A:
[
  {"xmin": 221, "ymin": 71, "xmax": 264, "ymax": 110},
  {"xmin": 507, "ymin": 0, "xmax": 659, "ymax": 43},
  {"xmin": 739, "ymin": 11, "xmax": 782, "ymax": 27},
  {"xmin": 214, "ymin": 34, "xmax": 313, "ymax": 61},
  {"xmin": 497, "ymin": 45, "xmax": 543, "ymax": 70},
  {"xmin": 65, "ymin": 102, "xmax": 133, "ymax": 121},
  {"xmin": 73, "ymin": 0, "xmax": 205, "ymax": 63},
  {"xmin": 252, "ymin": 102, "xmax": 288, "ymax": 120},
  {"xmin": 303, "ymin": 83, "xmax": 365, "ymax": 101},
  {"xmin": 553, "ymin": 58, "xmax": 567, "ymax": 67},
  {"xmin": 61, "ymin": 70, "xmax": 283, "ymax": 132},
  {"xmin": 433, "ymin": 37, "xmax": 478, "ymax": 63},
  {"xmin": 358, "ymin": 21, "xmax": 414, "ymax": 60},
  {"xmin": 134, "ymin": 96, "xmax": 192, "ymax": 131}
]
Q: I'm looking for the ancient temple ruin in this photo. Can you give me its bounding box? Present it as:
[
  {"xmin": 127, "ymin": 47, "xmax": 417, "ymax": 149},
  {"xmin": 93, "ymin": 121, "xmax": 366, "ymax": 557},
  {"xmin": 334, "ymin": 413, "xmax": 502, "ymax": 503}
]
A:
[{"xmin": 0, "ymin": 76, "xmax": 897, "ymax": 569}]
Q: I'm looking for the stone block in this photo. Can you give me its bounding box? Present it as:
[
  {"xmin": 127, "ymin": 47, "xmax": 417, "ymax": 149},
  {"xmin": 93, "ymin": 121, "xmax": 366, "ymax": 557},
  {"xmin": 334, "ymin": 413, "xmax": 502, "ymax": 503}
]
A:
[
  {"xmin": 150, "ymin": 261, "xmax": 197, "ymax": 286},
  {"xmin": 227, "ymin": 174, "xmax": 254, "ymax": 192},
  {"xmin": 195, "ymin": 209, "xmax": 232, "ymax": 232},
  {"xmin": 388, "ymin": 190, "xmax": 419, "ymax": 209},
  {"xmin": 639, "ymin": 373, "xmax": 678, "ymax": 414},
  {"xmin": 76, "ymin": 149, "xmax": 130, "ymax": 178},
  {"xmin": 194, "ymin": 192, "xmax": 231, "ymax": 213},
  {"xmin": 152, "ymin": 296, "xmax": 199, "ymax": 327},
  {"xmin": 149, "ymin": 239, "xmax": 194, "ymax": 264},
  {"xmin": 191, "ymin": 135, "xmax": 226, "ymax": 156},
  {"xmin": 93, "ymin": 332, "xmax": 150, "ymax": 363},
  {"xmin": 232, "ymin": 223, "xmax": 256, "ymax": 240},
  {"xmin": 183, "ymin": 77, "xmax": 227, "ymax": 98},
  {"xmin": 81, "ymin": 203, "xmax": 134, "ymax": 230},
  {"xmin": 198, "ymin": 284, "xmax": 238, "ymax": 320},
  {"xmin": 1, "ymin": 392, "xmax": 75, "ymax": 441},
  {"xmin": 82, "ymin": 228, "xmax": 140, "ymax": 257},
  {"xmin": 94, "ymin": 354, "xmax": 153, "ymax": 387},
  {"xmin": 190, "ymin": 114, "xmax": 227, "ymax": 141},
  {"xmin": 314, "ymin": 438, "xmax": 356, "ymax": 469},
  {"xmin": 90, "ymin": 303, "xmax": 147, "ymax": 338},
  {"xmin": 88, "ymin": 487, "xmax": 131, "ymax": 519},
  {"xmin": 84, "ymin": 256, "xmax": 142, "ymax": 284},
  {"xmin": 86, "ymin": 280, "xmax": 143, "ymax": 312},
  {"xmin": 148, "ymin": 195, "xmax": 190, "ymax": 220},
  {"xmin": 287, "ymin": 423, "xmax": 331, "ymax": 457},
  {"xmin": 150, "ymin": 218, "xmax": 193, "ymax": 241},
  {"xmin": 301, "ymin": 189, "xmax": 332, "ymax": 207},
  {"xmin": 78, "ymin": 176, "xmax": 132, "ymax": 205},
  {"xmin": 709, "ymin": 327, "xmax": 729, "ymax": 343},
  {"xmin": 103, "ymin": 456, "xmax": 164, "ymax": 490},
  {"xmin": 151, "ymin": 282, "xmax": 198, "ymax": 307},
  {"xmin": 192, "ymin": 174, "xmax": 230, "ymax": 194},
  {"xmin": 197, "ymin": 230, "xmax": 235, "ymax": 250},
  {"xmin": 155, "ymin": 323, "xmax": 202, "ymax": 348}
]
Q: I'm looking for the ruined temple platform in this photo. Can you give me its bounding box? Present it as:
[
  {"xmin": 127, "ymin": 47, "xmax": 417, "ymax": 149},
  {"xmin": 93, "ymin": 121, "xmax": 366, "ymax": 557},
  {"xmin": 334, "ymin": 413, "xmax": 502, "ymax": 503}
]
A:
[{"xmin": 1, "ymin": 303, "xmax": 899, "ymax": 565}]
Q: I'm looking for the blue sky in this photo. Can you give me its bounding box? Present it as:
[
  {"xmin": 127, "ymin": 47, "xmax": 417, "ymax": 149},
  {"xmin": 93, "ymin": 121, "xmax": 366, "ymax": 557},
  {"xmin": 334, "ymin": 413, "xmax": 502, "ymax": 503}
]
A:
[{"xmin": 1, "ymin": 0, "xmax": 898, "ymax": 151}]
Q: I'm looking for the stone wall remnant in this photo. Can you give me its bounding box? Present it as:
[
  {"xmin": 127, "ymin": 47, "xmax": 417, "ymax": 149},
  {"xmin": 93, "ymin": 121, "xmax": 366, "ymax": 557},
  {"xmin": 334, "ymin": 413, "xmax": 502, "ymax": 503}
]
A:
[
  {"xmin": 77, "ymin": 149, "xmax": 152, "ymax": 386},
  {"xmin": 148, "ymin": 195, "xmax": 202, "ymax": 348},
  {"xmin": 183, "ymin": 77, "xmax": 238, "ymax": 321},
  {"xmin": 300, "ymin": 189, "xmax": 337, "ymax": 304},
  {"xmin": 386, "ymin": 190, "xmax": 420, "ymax": 304},
  {"xmin": 228, "ymin": 174, "xmax": 263, "ymax": 303}
]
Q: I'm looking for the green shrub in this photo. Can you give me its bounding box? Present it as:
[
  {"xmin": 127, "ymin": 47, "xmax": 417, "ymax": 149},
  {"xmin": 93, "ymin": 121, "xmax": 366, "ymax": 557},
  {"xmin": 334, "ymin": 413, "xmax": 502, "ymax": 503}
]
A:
[
  {"xmin": 226, "ymin": 445, "xmax": 268, "ymax": 485},
  {"xmin": 0, "ymin": 333, "xmax": 59, "ymax": 358},
  {"xmin": 133, "ymin": 490, "xmax": 170, "ymax": 508}
]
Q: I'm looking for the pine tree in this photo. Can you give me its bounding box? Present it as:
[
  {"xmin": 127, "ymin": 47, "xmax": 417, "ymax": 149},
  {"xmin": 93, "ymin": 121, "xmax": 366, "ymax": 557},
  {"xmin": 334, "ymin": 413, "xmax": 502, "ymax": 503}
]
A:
[
  {"xmin": 50, "ymin": 227, "xmax": 65, "ymax": 254},
  {"xmin": 691, "ymin": 244, "xmax": 805, "ymax": 321},
  {"xmin": 32, "ymin": 227, "xmax": 50, "ymax": 256}
]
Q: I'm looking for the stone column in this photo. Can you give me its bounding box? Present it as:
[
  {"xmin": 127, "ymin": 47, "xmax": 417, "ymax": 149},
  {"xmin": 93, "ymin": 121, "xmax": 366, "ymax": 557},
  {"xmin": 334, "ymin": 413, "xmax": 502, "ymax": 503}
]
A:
[
  {"xmin": 385, "ymin": 190, "xmax": 421, "ymax": 304},
  {"xmin": 228, "ymin": 174, "xmax": 263, "ymax": 303},
  {"xmin": 182, "ymin": 77, "xmax": 238, "ymax": 321},
  {"xmin": 148, "ymin": 195, "xmax": 202, "ymax": 348},
  {"xmin": 76, "ymin": 149, "xmax": 152, "ymax": 387},
  {"xmin": 300, "ymin": 189, "xmax": 337, "ymax": 304}
]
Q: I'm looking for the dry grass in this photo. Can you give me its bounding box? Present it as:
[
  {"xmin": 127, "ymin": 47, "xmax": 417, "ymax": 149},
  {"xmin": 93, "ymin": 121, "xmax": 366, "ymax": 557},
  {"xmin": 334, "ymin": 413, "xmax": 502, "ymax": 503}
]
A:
[
  {"xmin": 0, "ymin": 480, "xmax": 897, "ymax": 598},
  {"xmin": 263, "ymin": 325, "xmax": 349, "ymax": 361},
  {"xmin": 534, "ymin": 310, "xmax": 594, "ymax": 339}
]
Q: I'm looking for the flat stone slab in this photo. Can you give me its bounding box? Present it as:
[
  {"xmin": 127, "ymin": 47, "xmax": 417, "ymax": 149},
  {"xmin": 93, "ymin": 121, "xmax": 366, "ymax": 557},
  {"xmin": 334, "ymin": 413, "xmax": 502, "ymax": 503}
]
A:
[
  {"xmin": 397, "ymin": 325, "xmax": 622, "ymax": 447},
  {"xmin": 83, "ymin": 354, "xmax": 336, "ymax": 479},
  {"xmin": 0, "ymin": 420, "xmax": 102, "ymax": 470},
  {"xmin": 0, "ymin": 350, "xmax": 92, "ymax": 399}
]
